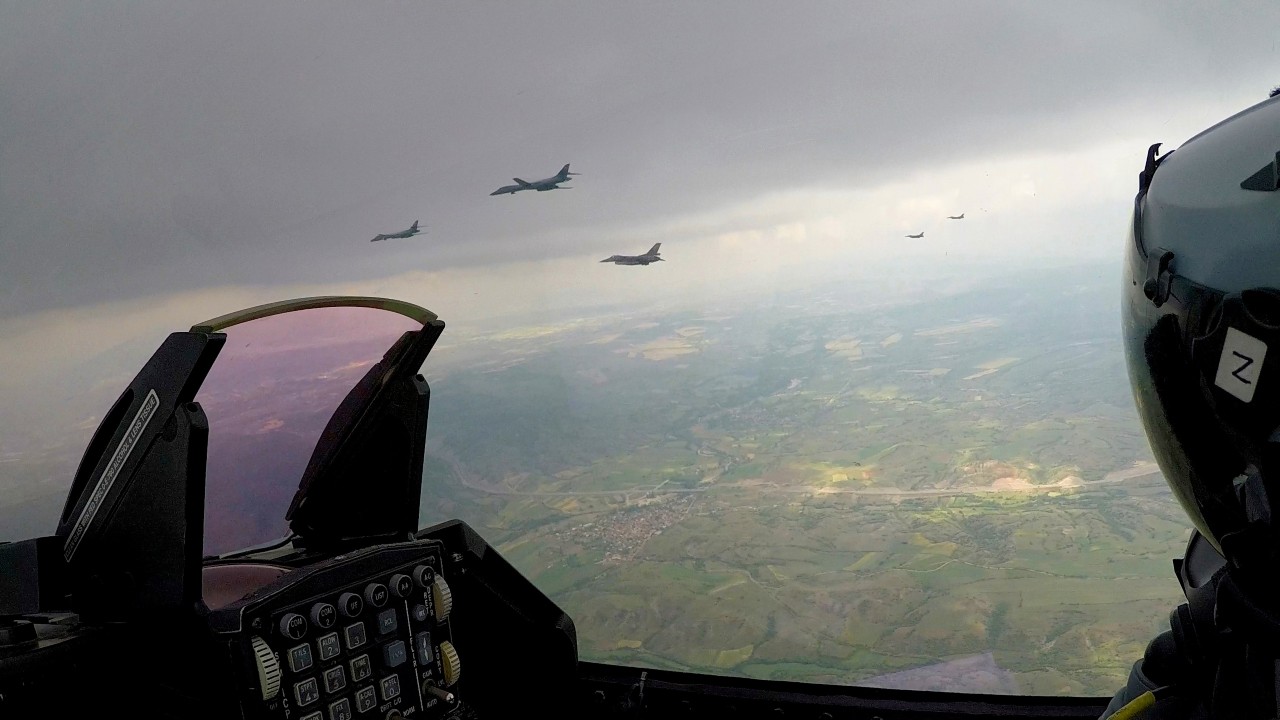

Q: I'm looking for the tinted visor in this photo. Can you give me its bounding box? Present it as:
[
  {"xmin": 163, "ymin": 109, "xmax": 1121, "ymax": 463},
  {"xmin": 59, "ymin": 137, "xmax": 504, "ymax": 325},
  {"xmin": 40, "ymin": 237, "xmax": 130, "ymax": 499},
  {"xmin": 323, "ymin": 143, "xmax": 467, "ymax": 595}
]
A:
[{"xmin": 194, "ymin": 302, "xmax": 428, "ymax": 556}]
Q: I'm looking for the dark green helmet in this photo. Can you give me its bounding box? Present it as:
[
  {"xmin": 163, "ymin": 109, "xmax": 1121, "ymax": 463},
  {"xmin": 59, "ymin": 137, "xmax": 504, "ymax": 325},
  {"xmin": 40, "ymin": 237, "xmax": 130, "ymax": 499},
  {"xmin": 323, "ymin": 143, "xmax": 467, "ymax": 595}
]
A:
[{"xmin": 1124, "ymin": 94, "xmax": 1280, "ymax": 566}]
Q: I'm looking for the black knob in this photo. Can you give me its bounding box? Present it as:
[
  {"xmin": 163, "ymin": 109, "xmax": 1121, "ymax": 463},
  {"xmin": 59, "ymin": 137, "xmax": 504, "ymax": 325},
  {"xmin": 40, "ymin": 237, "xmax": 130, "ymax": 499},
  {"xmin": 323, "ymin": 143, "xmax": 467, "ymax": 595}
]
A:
[
  {"xmin": 338, "ymin": 592, "xmax": 364, "ymax": 618},
  {"xmin": 389, "ymin": 573, "xmax": 414, "ymax": 598},
  {"xmin": 364, "ymin": 582, "xmax": 389, "ymax": 608},
  {"xmin": 279, "ymin": 612, "xmax": 307, "ymax": 640},
  {"xmin": 310, "ymin": 602, "xmax": 336, "ymax": 629},
  {"xmin": 411, "ymin": 565, "xmax": 435, "ymax": 588}
]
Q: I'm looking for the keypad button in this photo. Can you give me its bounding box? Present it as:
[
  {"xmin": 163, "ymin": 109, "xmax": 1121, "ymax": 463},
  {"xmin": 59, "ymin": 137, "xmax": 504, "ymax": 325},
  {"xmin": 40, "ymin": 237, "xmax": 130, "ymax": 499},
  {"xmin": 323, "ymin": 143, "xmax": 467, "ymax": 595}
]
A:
[
  {"xmin": 317, "ymin": 632, "xmax": 341, "ymax": 661},
  {"xmin": 301, "ymin": 713, "xmax": 322, "ymax": 720},
  {"xmin": 376, "ymin": 608, "xmax": 398, "ymax": 636},
  {"xmin": 288, "ymin": 643, "xmax": 314, "ymax": 673},
  {"xmin": 354, "ymin": 686, "xmax": 377, "ymax": 713},
  {"xmin": 379, "ymin": 675, "xmax": 401, "ymax": 701},
  {"xmin": 414, "ymin": 632, "xmax": 433, "ymax": 665},
  {"xmin": 328, "ymin": 697, "xmax": 353, "ymax": 720},
  {"xmin": 382, "ymin": 640, "xmax": 407, "ymax": 669},
  {"xmin": 294, "ymin": 677, "xmax": 320, "ymax": 706},
  {"xmin": 349, "ymin": 654, "xmax": 372, "ymax": 682},
  {"xmin": 343, "ymin": 622, "xmax": 367, "ymax": 651},
  {"xmin": 322, "ymin": 665, "xmax": 347, "ymax": 694},
  {"xmin": 411, "ymin": 604, "xmax": 428, "ymax": 623}
]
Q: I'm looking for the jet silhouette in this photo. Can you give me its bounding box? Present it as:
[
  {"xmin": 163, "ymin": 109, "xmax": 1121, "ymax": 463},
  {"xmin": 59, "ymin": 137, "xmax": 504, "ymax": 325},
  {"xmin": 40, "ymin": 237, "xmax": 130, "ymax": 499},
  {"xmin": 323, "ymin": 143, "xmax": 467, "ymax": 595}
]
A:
[
  {"xmin": 601, "ymin": 243, "xmax": 663, "ymax": 265},
  {"xmin": 371, "ymin": 220, "xmax": 423, "ymax": 242},
  {"xmin": 490, "ymin": 164, "xmax": 580, "ymax": 195},
  {"xmin": 948, "ymin": 213, "xmax": 965, "ymax": 220},
  {"xmin": 905, "ymin": 232, "xmax": 924, "ymax": 239}
]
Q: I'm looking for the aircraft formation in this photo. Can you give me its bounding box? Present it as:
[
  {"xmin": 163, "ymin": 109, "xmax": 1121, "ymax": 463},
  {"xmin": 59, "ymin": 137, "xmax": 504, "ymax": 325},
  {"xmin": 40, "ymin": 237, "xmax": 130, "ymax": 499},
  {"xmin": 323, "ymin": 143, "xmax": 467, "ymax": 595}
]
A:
[
  {"xmin": 368, "ymin": 161, "xmax": 969, "ymax": 263},
  {"xmin": 368, "ymin": 163, "xmax": 665, "ymax": 267},
  {"xmin": 904, "ymin": 212, "xmax": 965, "ymax": 238}
]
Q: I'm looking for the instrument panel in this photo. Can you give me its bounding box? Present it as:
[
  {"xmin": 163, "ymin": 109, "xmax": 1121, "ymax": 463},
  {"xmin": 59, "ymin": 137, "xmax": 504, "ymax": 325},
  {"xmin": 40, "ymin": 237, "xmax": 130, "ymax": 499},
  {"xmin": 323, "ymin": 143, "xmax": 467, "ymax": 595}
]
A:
[{"xmin": 208, "ymin": 540, "xmax": 472, "ymax": 720}]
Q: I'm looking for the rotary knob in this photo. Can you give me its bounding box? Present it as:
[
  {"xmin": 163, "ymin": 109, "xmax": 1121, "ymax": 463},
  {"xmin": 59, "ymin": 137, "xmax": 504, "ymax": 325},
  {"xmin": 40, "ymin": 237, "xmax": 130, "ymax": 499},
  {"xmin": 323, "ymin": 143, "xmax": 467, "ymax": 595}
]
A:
[
  {"xmin": 439, "ymin": 640, "xmax": 461, "ymax": 686},
  {"xmin": 389, "ymin": 573, "xmax": 414, "ymax": 599},
  {"xmin": 412, "ymin": 564, "xmax": 435, "ymax": 588},
  {"xmin": 364, "ymin": 582, "xmax": 389, "ymax": 608},
  {"xmin": 278, "ymin": 612, "xmax": 307, "ymax": 640},
  {"xmin": 338, "ymin": 592, "xmax": 364, "ymax": 617},
  {"xmin": 431, "ymin": 576, "xmax": 453, "ymax": 622},
  {"xmin": 310, "ymin": 602, "xmax": 336, "ymax": 629},
  {"xmin": 250, "ymin": 636, "xmax": 282, "ymax": 701}
]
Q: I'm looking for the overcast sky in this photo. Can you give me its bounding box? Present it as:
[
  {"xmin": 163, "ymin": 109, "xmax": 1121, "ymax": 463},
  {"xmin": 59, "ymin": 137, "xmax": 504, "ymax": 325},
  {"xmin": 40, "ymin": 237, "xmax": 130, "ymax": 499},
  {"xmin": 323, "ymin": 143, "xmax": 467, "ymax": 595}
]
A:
[
  {"xmin": 3, "ymin": 2, "xmax": 1279, "ymax": 317},
  {"xmin": 2, "ymin": 2, "xmax": 1280, "ymax": 536}
]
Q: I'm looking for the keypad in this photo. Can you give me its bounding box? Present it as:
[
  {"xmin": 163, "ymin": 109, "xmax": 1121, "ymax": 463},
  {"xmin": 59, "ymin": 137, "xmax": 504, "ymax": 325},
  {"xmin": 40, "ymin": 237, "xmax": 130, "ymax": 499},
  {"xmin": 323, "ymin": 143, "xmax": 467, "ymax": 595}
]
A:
[{"xmin": 263, "ymin": 560, "xmax": 449, "ymax": 720}]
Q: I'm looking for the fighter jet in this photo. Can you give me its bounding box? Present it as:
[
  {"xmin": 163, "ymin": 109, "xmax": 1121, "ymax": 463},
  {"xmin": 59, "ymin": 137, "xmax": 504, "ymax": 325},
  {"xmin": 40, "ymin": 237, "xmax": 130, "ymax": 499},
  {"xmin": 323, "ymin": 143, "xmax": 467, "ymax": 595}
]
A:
[
  {"xmin": 948, "ymin": 213, "xmax": 965, "ymax": 220},
  {"xmin": 490, "ymin": 164, "xmax": 580, "ymax": 195},
  {"xmin": 905, "ymin": 232, "xmax": 924, "ymax": 239},
  {"xmin": 370, "ymin": 220, "xmax": 424, "ymax": 242},
  {"xmin": 600, "ymin": 243, "xmax": 663, "ymax": 265}
]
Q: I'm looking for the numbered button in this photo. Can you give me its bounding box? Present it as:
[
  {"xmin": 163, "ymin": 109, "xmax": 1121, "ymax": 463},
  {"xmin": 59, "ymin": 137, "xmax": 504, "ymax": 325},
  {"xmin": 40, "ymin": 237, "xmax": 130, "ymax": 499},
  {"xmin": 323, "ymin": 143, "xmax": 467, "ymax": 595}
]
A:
[
  {"xmin": 328, "ymin": 697, "xmax": 353, "ymax": 720},
  {"xmin": 323, "ymin": 665, "xmax": 347, "ymax": 694},
  {"xmin": 343, "ymin": 621, "xmax": 367, "ymax": 651},
  {"xmin": 288, "ymin": 643, "xmax": 314, "ymax": 673},
  {"xmin": 317, "ymin": 632, "xmax": 341, "ymax": 661},
  {"xmin": 354, "ymin": 686, "xmax": 377, "ymax": 713},
  {"xmin": 379, "ymin": 675, "xmax": 401, "ymax": 701}
]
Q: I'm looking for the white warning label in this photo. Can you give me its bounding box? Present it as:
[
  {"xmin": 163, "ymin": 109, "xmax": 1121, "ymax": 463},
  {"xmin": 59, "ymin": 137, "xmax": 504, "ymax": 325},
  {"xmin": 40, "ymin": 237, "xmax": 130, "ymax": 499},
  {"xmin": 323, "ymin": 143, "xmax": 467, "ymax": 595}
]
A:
[{"xmin": 1214, "ymin": 327, "xmax": 1268, "ymax": 403}]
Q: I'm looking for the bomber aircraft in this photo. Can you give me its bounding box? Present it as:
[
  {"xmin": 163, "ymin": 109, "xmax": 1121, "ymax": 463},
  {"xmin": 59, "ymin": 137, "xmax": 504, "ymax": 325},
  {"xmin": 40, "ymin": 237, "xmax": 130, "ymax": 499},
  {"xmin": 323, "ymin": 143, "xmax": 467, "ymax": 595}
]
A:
[
  {"xmin": 370, "ymin": 220, "xmax": 424, "ymax": 242},
  {"xmin": 490, "ymin": 164, "xmax": 580, "ymax": 195}
]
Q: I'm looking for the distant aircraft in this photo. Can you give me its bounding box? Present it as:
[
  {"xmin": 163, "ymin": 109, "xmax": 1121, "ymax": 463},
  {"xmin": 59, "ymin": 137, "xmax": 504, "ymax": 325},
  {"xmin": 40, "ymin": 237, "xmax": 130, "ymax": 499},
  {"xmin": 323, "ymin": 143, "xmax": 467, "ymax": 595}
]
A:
[
  {"xmin": 948, "ymin": 213, "xmax": 965, "ymax": 220},
  {"xmin": 601, "ymin": 243, "xmax": 663, "ymax": 265},
  {"xmin": 370, "ymin": 220, "xmax": 423, "ymax": 242},
  {"xmin": 490, "ymin": 163, "xmax": 580, "ymax": 195},
  {"xmin": 905, "ymin": 232, "xmax": 924, "ymax": 239}
]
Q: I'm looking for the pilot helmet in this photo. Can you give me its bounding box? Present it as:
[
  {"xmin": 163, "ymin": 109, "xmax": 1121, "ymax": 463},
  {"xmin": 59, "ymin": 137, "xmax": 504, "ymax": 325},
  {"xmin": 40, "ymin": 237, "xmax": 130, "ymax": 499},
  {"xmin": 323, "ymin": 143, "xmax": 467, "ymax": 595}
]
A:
[{"xmin": 1124, "ymin": 93, "xmax": 1280, "ymax": 569}]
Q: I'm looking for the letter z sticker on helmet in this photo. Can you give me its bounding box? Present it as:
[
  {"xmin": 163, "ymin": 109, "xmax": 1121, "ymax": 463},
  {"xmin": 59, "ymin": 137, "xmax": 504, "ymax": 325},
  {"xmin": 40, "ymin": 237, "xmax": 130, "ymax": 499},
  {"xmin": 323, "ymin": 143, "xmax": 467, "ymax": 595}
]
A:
[{"xmin": 1215, "ymin": 327, "xmax": 1268, "ymax": 403}]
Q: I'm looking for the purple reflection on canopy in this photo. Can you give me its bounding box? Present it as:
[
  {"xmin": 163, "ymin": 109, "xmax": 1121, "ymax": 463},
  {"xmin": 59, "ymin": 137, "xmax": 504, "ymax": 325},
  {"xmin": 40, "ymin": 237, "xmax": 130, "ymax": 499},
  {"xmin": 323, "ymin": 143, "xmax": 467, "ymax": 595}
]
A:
[{"xmin": 196, "ymin": 306, "xmax": 422, "ymax": 555}]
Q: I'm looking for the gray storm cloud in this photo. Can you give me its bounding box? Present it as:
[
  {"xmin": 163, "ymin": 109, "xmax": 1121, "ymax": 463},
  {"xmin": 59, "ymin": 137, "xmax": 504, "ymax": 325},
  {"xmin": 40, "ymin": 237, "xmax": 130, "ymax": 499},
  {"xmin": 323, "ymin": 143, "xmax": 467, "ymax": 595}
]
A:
[{"xmin": 1, "ymin": 1, "xmax": 1278, "ymax": 318}]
